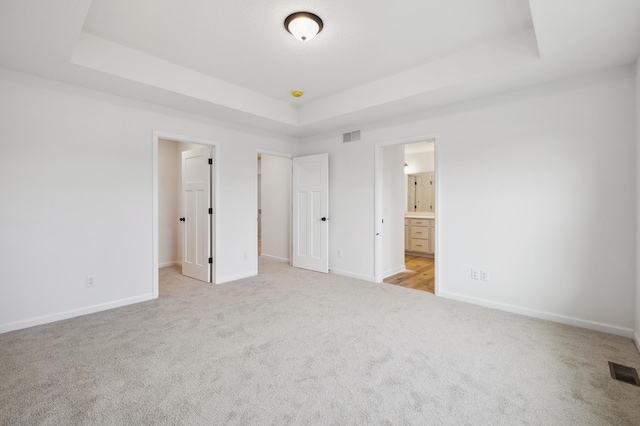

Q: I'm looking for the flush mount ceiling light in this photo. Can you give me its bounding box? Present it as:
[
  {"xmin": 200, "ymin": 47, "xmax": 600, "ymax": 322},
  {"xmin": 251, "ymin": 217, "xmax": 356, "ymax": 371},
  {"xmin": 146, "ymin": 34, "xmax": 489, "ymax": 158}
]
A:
[
  {"xmin": 284, "ymin": 12, "xmax": 323, "ymax": 42},
  {"xmin": 291, "ymin": 90, "xmax": 304, "ymax": 98}
]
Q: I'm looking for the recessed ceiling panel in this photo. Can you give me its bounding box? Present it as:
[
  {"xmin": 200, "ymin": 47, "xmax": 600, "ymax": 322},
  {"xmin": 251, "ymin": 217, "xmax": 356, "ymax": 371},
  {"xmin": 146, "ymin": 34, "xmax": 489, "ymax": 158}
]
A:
[{"xmin": 82, "ymin": 0, "xmax": 533, "ymax": 104}]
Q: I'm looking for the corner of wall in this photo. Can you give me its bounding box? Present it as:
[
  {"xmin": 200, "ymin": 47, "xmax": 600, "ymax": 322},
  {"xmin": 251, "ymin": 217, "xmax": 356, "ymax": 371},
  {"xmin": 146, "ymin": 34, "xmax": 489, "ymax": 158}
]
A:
[{"xmin": 0, "ymin": 294, "xmax": 156, "ymax": 334}]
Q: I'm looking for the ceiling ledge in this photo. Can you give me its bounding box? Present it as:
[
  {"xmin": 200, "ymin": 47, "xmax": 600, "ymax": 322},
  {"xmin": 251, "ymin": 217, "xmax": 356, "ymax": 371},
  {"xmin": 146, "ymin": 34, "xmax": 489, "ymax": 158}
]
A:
[
  {"xmin": 298, "ymin": 28, "xmax": 540, "ymax": 126},
  {"xmin": 70, "ymin": 29, "xmax": 539, "ymax": 130},
  {"xmin": 71, "ymin": 32, "xmax": 299, "ymax": 126},
  {"xmin": 529, "ymin": 0, "xmax": 640, "ymax": 64}
]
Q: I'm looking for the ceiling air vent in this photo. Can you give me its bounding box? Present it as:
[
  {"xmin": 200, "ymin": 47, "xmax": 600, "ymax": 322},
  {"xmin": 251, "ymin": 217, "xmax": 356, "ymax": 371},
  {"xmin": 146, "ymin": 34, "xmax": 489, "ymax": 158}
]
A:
[{"xmin": 342, "ymin": 130, "xmax": 361, "ymax": 143}]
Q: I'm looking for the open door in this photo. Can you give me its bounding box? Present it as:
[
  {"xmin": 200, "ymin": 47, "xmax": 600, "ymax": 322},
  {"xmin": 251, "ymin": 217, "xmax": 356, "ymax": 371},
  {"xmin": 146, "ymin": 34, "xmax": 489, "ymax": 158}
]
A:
[
  {"xmin": 181, "ymin": 147, "xmax": 212, "ymax": 282},
  {"xmin": 292, "ymin": 153, "xmax": 329, "ymax": 273}
]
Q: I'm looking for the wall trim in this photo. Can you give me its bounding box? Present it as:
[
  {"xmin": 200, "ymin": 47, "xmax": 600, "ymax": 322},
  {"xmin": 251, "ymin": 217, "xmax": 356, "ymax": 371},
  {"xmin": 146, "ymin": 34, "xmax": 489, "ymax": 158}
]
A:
[
  {"xmin": 0, "ymin": 294, "xmax": 155, "ymax": 334},
  {"xmin": 439, "ymin": 290, "xmax": 635, "ymax": 338},
  {"xmin": 383, "ymin": 266, "xmax": 406, "ymax": 279},
  {"xmin": 634, "ymin": 330, "xmax": 640, "ymax": 353},
  {"xmin": 331, "ymin": 268, "xmax": 376, "ymax": 282},
  {"xmin": 159, "ymin": 261, "xmax": 181, "ymax": 268},
  {"xmin": 259, "ymin": 254, "xmax": 290, "ymax": 263},
  {"xmin": 217, "ymin": 271, "xmax": 255, "ymax": 284}
]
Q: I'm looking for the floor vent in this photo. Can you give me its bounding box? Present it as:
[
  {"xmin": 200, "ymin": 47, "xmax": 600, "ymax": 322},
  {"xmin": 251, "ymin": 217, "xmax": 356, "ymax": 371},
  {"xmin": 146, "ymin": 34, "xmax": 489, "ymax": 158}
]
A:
[{"xmin": 608, "ymin": 362, "xmax": 640, "ymax": 386}]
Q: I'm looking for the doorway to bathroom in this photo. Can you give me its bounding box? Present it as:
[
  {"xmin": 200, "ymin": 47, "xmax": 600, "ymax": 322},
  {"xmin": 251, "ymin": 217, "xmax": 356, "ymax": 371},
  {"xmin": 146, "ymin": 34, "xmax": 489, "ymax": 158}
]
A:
[{"xmin": 375, "ymin": 136, "xmax": 438, "ymax": 294}]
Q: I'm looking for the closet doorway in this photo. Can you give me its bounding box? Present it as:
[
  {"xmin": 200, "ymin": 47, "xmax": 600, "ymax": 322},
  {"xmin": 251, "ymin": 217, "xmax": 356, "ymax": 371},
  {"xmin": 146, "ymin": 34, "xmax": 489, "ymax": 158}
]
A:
[
  {"xmin": 256, "ymin": 152, "xmax": 292, "ymax": 270},
  {"xmin": 154, "ymin": 132, "xmax": 218, "ymax": 297}
]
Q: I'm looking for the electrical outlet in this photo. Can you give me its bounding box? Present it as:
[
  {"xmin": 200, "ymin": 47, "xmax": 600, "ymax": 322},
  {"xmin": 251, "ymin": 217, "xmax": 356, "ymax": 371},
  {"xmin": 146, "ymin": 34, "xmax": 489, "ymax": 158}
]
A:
[
  {"xmin": 480, "ymin": 269, "xmax": 489, "ymax": 281},
  {"xmin": 471, "ymin": 268, "xmax": 479, "ymax": 280},
  {"xmin": 337, "ymin": 249, "xmax": 343, "ymax": 258},
  {"xmin": 86, "ymin": 275, "xmax": 96, "ymax": 287}
]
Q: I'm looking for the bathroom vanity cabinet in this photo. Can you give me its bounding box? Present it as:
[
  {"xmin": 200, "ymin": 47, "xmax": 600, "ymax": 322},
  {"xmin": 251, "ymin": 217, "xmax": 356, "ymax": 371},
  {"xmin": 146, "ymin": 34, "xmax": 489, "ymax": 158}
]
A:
[{"xmin": 404, "ymin": 217, "xmax": 434, "ymax": 256}]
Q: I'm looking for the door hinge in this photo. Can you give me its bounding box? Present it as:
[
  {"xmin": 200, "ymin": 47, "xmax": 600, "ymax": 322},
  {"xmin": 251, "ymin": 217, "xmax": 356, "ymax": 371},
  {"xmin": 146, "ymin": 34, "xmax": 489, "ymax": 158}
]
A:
[
  {"xmin": 208, "ymin": 158, "xmax": 212, "ymax": 165},
  {"xmin": 208, "ymin": 208, "xmax": 212, "ymax": 214},
  {"xmin": 414, "ymin": 181, "xmax": 417, "ymax": 186},
  {"xmin": 208, "ymin": 257, "xmax": 213, "ymax": 264}
]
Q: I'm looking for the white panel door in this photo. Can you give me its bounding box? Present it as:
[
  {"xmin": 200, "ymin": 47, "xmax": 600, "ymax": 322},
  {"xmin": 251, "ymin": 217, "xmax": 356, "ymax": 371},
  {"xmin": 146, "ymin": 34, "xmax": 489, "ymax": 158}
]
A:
[
  {"xmin": 292, "ymin": 154, "xmax": 328, "ymax": 273},
  {"xmin": 181, "ymin": 147, "xmax": 212, "ymax": 282}
]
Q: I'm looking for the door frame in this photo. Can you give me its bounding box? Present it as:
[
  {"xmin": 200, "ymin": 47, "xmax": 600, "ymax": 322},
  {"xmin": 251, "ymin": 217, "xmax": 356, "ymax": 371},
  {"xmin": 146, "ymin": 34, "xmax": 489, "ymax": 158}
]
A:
[
  {"xmin": 374, "ymin": 133, "xmax": 441, "ymax": 295},
  {"xmin": 152, "ymin": 131, "xmax": 219, "ymax": 297},
  {"xmin": 253, "ymin": 148, "xmax": 293, "ymax": 276}
]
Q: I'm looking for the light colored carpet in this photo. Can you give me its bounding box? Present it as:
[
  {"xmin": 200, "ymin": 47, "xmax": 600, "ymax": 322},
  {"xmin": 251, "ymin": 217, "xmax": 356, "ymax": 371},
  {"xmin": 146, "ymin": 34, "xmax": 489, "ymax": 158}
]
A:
[{"xmin": 1, "ymin": 258, "xmax": 639, "ymax": 425}]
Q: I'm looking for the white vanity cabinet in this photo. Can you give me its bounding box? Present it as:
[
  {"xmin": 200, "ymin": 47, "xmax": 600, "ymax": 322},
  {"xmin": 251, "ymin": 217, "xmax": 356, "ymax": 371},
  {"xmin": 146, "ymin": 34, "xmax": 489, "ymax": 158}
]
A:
[
  {"xmin": 404, "ymin": 219, "xmax": 411, "ymax": 250},
  {"xmin": 405, "ymin": 217, "xmax": 434, "ymax": 256}
]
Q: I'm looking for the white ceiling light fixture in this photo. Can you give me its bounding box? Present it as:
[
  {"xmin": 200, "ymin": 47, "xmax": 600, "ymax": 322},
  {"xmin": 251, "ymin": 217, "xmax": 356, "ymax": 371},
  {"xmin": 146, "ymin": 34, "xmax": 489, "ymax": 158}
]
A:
[{"xmin": 284, "ymin": 12, "xmax": 323, "ymax": 42}]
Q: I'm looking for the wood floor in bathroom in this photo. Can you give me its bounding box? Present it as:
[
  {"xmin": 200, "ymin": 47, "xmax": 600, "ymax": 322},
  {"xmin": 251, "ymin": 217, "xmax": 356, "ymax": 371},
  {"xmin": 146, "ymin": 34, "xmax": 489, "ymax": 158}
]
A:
[{"xmin": 384, "ymin": 255, "xmax": 434, "ymax": 294}]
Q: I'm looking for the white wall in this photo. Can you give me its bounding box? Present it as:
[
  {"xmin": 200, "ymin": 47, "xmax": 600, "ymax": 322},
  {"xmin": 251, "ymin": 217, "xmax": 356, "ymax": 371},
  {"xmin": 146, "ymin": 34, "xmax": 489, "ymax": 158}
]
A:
[
  {"xmin": 260, "ymin": 155, "xmax": 291, "ymax": 262},
  {"xmin": 405, "ymin": 150, "xmax": 434, "ymax": 174},
  {"xmin": 0, "ymin": 68, "xmax": 297, "ymax": 333},
  {"xmin": 636, "ymin": 57, "xmax": 640, "ymax": 349},
  {"xmin": 382, "ymin": 145, "xmax": 406, "ymax": 277},
  {"xmin": 299, "ymin": 65, "xmax": 637, "ymax": 337}
]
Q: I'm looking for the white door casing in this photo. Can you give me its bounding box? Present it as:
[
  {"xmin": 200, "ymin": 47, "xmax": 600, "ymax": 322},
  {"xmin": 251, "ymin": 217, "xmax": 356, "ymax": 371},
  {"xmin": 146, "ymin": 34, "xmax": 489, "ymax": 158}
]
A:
[
  {"xmin": 181, "ymin": 147, "xmax": 212, "ymax": 282},
  {"xmin": 292, "ymin": 154, "xmax": 329, "ymax": 273}
]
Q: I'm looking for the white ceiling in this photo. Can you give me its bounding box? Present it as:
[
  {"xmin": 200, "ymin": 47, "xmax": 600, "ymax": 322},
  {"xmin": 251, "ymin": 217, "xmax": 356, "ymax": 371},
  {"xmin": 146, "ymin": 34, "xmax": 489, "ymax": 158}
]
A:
[
  {"xmin": 1, "ymin": 0, "xmax": 639, "ymax": 137},
  {"xmin": 82, "ymin": 0, "xmax": 533, "ymax": 104}
]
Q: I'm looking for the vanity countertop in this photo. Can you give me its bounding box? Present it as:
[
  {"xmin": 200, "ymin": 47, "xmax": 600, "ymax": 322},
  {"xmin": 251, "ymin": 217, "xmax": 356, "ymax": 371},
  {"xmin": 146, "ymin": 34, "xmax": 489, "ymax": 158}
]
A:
[{"xmin": 405, "ymin": 214, "xmax": 435, "ymax": 219}]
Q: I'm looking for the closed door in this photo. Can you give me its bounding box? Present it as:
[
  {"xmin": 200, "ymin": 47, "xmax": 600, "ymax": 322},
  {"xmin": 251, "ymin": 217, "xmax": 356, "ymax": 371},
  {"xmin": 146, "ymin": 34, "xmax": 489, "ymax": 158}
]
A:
[
  {"xmin": 428, "ymin": 172, "xmax": 435, "ymax": 212},
  {"xmin": 181, "ymin": 147, "xmax": 212, "ymax": 282},
  {"xmin": 292, "ymin": 154, "xmax": 329, "ymax": 273},
  {"xmin": 407, "ymin": 175, "xmax": 417, "ymax": 212}
]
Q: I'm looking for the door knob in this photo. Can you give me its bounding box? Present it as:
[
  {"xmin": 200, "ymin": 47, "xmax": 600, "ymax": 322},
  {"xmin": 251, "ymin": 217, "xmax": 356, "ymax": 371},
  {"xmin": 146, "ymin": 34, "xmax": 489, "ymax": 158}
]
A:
[
  {"xmin": 179, "ymin": 217, "xmax": 185, "ymax": 222},
  {"xmin": 321, "ymin": 217, "xmax": 327, "ymax": 221}
]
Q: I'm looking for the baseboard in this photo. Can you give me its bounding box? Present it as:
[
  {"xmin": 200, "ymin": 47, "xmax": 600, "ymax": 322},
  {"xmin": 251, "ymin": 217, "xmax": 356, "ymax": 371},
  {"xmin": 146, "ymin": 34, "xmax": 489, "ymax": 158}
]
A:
[
  {"xmin": 383, "ymin": 266, "xmax": 406, "ymax": 279},
  {"xmin": 0, "ymin": 293, "xmax": 156, "ymax": 334},
  {"xmin": 259, "ymin": 254, "xmax": 290, "ymax": 263},
  {"xmin": 159, "ymin": 261, "xmax": 181, "ymax": 268},
  {"xmin": 439, "ymin": 291, "xmax": 635, "ymax": 339},
  {"xmin": 634, "ymin": 330, "xmax": 640, "ymax": 353},
  {"xmin": 330, "ymin": 268, "xmax": 376, "ymax": 282},
  {"xmin": 217, "ymin": 271, "xmax": 256, "ymax": 284}
]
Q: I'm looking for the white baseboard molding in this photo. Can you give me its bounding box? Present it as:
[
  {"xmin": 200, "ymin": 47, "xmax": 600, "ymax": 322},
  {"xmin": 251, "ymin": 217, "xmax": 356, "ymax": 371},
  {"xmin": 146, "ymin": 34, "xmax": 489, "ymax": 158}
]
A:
[
  {"xmin": 159, "ymin": 261, "xmax": 181, "ymax": 268},
  {"xmin": 259, "ymin": 254, "xmax": 290, "ymax": 263},
  {"xmin": 383, "ymin": 266, "xmax": 407, "ymax": 279},
  {"xmin": 439, "ymin": 290, "xmax": 635, "ymax": 339},
  {"xmin": 330, "ymin": 268, "xmax": 376, "ymax": 282},
  {"xmin": 0, "ymin": 293, "xmax": 156, "ymax": 334},
  {"xmin": 634, "ymin": 330, "xmax": 640, "ymax": 353},
  {"xmin": 217, "ymin": 271, "xmax": 256, "ymax": 284}
]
